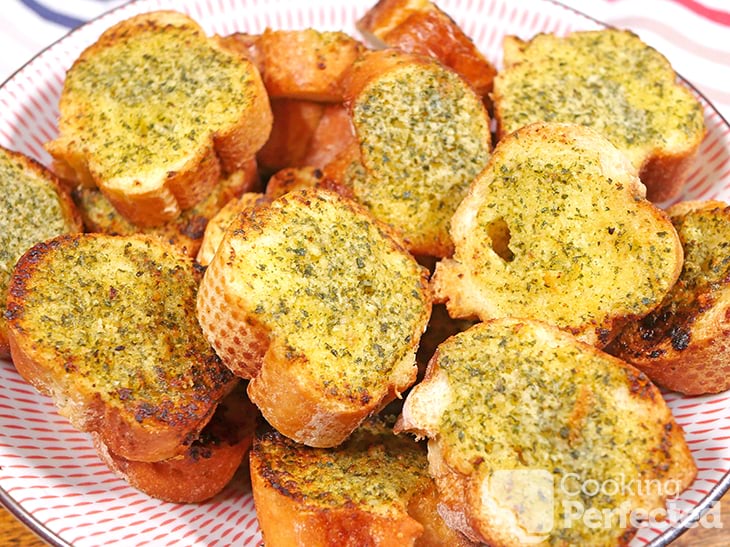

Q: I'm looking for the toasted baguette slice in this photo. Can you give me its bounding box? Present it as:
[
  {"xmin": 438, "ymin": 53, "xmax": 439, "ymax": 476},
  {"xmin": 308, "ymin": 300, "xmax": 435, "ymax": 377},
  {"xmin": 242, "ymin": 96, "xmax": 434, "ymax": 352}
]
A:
[
  {"xmin": 302, "ymin": 104, "xmax": 356, "ymax": 169},
  {"xmin": 398, "ymin": 319, "xmax": 696, "ymax": 546},
  {"xmin": 197, "ymin": 188, "xmax": 431, "ymax": 447},
  {"xmin": 357, "ymin": 0, "xmax": 496, "ymax": 96},
  {"xmin": 251, "ymin": 415, "xmax": 474, "ymax": 546},
  {"xmin": 196, "ymin": 192, "xmax": 269, "ymax": 267},
  {"xmin": 46, "ymin": 11, "xmax": 272, "ymax": 226},
  {"xmin": 94, "ymin": 383, "xmax": 257, "ymax": 503},
  {"xmin": 433, "ymin": 122, "xmax": 683, "ymax": 346},
  {"xmin": 340, "ymin": 49, "xmax": 491, "ymax": 257},
  {"xmin": 493, "ymin": 30, "xmax": 706, "ymax": 202},
  {"xmin": 265, "ymin": 166, "xmax": 323, "ymax": 201},
  {"xmin": 608, "ymin": 200, "xmax": 730, "ymax": 394},
  {"xmin": 257, "ymin": 99, "xmax": 326, "ymax": 176},
  {"xmin": 73, "ymin": 159, "xmax": 259, "ymax": 257},
  {"xmin": 259, "ymin": 29, "xmax": 364, "ymax": 101},
  {"xmin": 0, "ymin": 146, "xmax": 82, "ymax": 357},
  {"xmin": 6, "ymin": 234, "xmax": 236, "ymax": 462}
]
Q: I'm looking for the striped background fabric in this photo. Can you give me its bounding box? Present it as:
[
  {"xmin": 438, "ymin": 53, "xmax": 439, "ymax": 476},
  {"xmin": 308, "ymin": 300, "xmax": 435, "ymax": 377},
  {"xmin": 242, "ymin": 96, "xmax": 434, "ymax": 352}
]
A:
[{"xmin": 0, "ymin": 0, "xmax": 727, "ymax": 119}]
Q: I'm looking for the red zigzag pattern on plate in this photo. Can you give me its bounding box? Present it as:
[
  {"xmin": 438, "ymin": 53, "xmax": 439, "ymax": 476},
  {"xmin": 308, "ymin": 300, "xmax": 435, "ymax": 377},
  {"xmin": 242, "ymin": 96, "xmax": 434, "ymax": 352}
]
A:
[{"xmin": 0, "ymin": 0, "xmax": 728, "ymax": 546}]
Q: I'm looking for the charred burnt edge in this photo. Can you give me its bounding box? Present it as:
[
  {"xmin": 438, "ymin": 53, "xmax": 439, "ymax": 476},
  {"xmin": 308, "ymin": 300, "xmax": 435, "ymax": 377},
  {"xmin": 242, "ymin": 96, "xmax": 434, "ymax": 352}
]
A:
[
  {"xmin": 669, "ymin": 325, "xmax": 691, "ymax": 351},
  {"xmin": 626, "ymin": 368, "xmax": 655, "ymax": 400},
  {"xmin": 180, "ymin": 215, "xmax": 208, "ymax": 239},
  {"xmin": 596, "ymin": 327, "xmax": 611, "ymax": 345},
  {"xmin": 3, "ymin": 302, "xmax": 22, "ymax": 323},
  {"xmin": 252, "ymin": 425, "xmax": 304, "ymax": 500}
]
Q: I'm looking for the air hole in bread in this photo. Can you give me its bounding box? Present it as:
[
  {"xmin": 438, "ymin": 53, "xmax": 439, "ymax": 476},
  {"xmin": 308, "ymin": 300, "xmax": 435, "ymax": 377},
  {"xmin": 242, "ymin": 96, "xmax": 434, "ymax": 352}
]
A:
[{"xmin": 485, "ymin": 217, "xmax": 514, "ymax": 262}]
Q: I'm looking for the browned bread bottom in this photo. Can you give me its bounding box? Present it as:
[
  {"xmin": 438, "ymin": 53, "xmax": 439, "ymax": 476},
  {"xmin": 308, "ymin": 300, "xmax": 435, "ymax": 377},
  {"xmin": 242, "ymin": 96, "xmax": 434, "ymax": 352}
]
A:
[
  {"xmin": 357, "ymin": 0, "xmax": 497, "ymax": 96},
  {"xmin": 73, "ymin": 159, "xmax": 259, "ymax": 257},
  {"xmin": 95, "ymin": 384, "xmax": 258, "ymax": 503}
]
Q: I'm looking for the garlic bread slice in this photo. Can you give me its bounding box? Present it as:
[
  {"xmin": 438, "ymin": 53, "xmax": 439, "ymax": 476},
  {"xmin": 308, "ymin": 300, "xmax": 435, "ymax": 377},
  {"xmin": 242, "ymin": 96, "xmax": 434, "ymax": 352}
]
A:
[
  {"xmin": 6, "ymin": 234, "xmax": 236, "ymax": 462},
  {"xmin": 493, "ymin": 30, "xmax": 705, "ymax": 202},
  {"xmin": 609, "ymin": 200, "xmax": 730, "ymax": 394},
  {"xmin": 341, "ymin": 50, "xmax": 491, "ymax": 257},
  {"xmin": 0, "ymin": 146, "xmax": 82, "ymax": 357},
  {"xmin": 433, "ymin": 122, "xmax": 683, "ymax": 346},
  {"xmin": 398, "ymin": 318, "xmax": 696, "ymax": 546},
  {"xmin": 251, "ymin": 415, "xmax": 474, "ymax": 546},
  {"xmin": 197, "ymin": 188, "xmax": 431, "ymax": 447},
  {"xmin": 47, "ymin": 11, "xmax": 272, "ymax": 226}
]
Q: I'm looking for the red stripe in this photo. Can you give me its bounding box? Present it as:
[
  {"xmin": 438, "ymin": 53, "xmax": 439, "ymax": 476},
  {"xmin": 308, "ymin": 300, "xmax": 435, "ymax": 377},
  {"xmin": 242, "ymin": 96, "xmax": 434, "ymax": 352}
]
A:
[{"xmin": 670, "ymin": 0, "xmax": 730, "ymax": 25}]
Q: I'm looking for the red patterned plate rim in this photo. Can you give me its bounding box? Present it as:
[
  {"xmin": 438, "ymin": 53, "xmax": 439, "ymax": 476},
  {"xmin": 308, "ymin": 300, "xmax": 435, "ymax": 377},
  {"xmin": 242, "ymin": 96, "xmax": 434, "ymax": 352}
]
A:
[{"xmin": 0, "ymin": 1, "xmax": 728, "ymax": 546}]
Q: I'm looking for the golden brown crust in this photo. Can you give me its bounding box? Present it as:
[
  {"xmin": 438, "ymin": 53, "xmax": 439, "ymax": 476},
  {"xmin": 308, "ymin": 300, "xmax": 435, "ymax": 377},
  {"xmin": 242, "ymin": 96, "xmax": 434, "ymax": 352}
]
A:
[
  {"xmin": 197, "ymin": 188, "xmax": 431, "ymax": 447},
  {"xmin": 302, "ymin": 104, "xmax": 356, "ymax": 169},
  {"xmin": 259, "ymin": 29, "xmax": 364, "ymax": 101},
  {"xmin": 100, "ymin": 143, "xmax": 222, "ymax": 225},
  {"xmin": 94, "ymin": 384, "xmax": 257, "ymax": 503},
  {"xmin": 665, "ymin": 199, "xmax": 728, "ymax": 218},
  {"xmin": 608, "ymin": 200, "xmax": 730, "ymax": 394},
  {"xmin": 257, "ymin": 99, "xmax": 325, "ymax": 176},
  {"xmin": 357, "ymin": 0, "xmax": 496, "ymax": 96},
  {"xmin": 0, "ymin": 331, "xmax": 8, "ymax": 359},
  {"xmin": 320, "ymin": 143, "xmax": 362, "ymax": 201},
  {"xmin": 195, "ymin": 254, "xmax": 273, "ymax": 379},
  {"xmin": 246, "ymin": 338, "xmax": 407, "ymax": 448},
  {"xmin": 195, "ymin": 192, "xmax": 269, "ymax": 267},
  {"xmin": 6, "ymin": 234, "xmax": 236, "ymax": 461},
  {"xmin": 46, "ymin": 11, "xmax": 272, "ymax": 226},
  {"xmin": 406, "ymin": 483, "xmax": 476, "ymax": 546},
  {"xmin": 212, "ymin": 83, "xmax": 272, "ymax": 176},
  {"xmin": 639, "ymin": 144, "xmax": 704, "ymax": 203},
  {"xmin": 214, "ymin": 32, "xmax": 263, "ymax": 73}
]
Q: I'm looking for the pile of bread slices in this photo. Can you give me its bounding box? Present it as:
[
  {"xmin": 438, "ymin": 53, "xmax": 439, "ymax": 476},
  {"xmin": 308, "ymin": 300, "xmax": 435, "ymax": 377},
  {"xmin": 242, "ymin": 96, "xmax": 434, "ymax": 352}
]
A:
[{"xmin": 1, "ymin": 0, "xmax": 726, "ymax": 545}]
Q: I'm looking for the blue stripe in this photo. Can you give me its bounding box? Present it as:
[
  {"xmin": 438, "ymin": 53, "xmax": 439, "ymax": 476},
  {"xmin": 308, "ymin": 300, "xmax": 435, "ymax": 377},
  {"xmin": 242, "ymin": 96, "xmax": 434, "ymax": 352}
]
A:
[{"xmin": 19, "ymin": 0, "xmax": 87, "ymax": 28}]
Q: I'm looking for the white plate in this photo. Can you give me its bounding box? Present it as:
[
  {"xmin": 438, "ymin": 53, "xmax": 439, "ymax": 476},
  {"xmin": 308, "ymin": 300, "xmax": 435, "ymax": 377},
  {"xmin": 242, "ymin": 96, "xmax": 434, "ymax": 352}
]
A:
[{"xmin": 1, "ymin": 0, "xmax": 729, "ymax": 545}]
